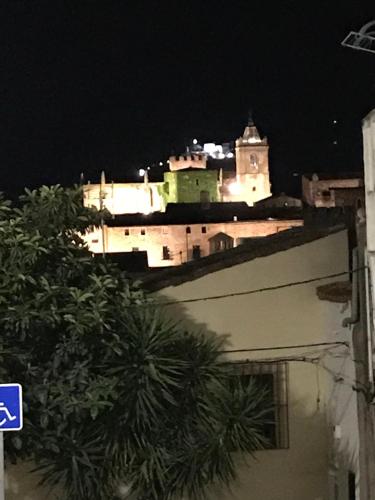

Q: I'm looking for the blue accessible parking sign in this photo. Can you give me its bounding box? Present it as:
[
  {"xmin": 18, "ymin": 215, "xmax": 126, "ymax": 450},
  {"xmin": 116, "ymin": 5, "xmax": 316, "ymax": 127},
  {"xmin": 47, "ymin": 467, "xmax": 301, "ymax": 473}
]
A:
[{"xmin": 0, "ymin": 384, "xmax": 23, "ymax": 431}]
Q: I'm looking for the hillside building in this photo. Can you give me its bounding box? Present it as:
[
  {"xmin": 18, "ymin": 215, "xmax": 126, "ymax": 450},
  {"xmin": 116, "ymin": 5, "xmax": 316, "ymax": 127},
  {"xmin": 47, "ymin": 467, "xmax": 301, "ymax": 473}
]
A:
[{"xmin": 83, "ymin": 116, "xmax": 272, "ymax": 215}]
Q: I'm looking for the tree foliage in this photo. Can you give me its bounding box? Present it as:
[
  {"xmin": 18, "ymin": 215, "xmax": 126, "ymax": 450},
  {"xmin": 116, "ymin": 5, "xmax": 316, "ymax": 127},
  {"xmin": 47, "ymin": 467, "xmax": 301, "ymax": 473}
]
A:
[{"xmin": 0, "ymin": 186, "xmax": 271, "ymax": 499}]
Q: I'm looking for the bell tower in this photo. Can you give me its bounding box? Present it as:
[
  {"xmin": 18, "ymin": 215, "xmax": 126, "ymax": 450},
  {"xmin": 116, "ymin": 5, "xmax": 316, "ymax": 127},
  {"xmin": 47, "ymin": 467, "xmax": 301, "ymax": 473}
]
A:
[{"xmin": 235, "ymin": 113, "xmax": 271, "ymax": 205}]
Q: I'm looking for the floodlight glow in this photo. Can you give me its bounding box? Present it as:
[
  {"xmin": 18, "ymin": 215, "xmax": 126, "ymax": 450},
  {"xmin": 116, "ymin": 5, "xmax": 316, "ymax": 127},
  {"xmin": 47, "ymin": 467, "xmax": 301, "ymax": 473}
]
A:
[
  {"xmin": 228, "ymin": 182, "xmax": 241, "ymax": 195},
  {"xmin": 139, "ymin": 169, "xmax": 146, "ymax": 177},
  {"xmin": 193, "ymin": 138, "xmax": 198, "ymax": 145}
]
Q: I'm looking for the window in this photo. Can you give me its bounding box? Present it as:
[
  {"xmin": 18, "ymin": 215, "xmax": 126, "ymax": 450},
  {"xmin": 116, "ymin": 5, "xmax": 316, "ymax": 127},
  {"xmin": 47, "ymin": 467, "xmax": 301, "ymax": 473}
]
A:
[
  {"xmin": 132, "ymin": 247, "xmax": 139, "ymax": 252},
  {"xmin": 231, "ymin": 362, "xmax": 289, "ymax": 449},
  {"xmin": 164, "ymin": 182, "xmax": 169, "ymax": 195},
  {"xmin": 250, "ymin": 153, "xmax": 259, "ymax": 169},
  {"xmin": 201, "ymin": 226, "xmax": 207, "ymax": 234},
  {"xmin": 200, "ymin": 190, "xmax": 210, "ymax": 203},
  {"xmin": 124, "ymin": 229, "xmax": 130, "ymax": 236},
  {"xmin": 141, "ymin": 228, "xmax": 146, "ymax": 235},
  {"xmin": 162, "ymin": 246, "xmax": 171, "ymax": 260},
  {"xmin": 196, "ymin": 179, "xmax": 199, "ymax": 186},
  {"xmin": 192, "ymin": 245, "xmax": 201, "ymax": 260},
  {"xmin": 91, "ymin": 239, "xmax": 99, "ymax": 244},
  {"xmin": 186, "ymin": 226, "xmax": 191, "ymax": 234},
  {"xmin": 252, "ymin": 186, "xmax": 256, "ymax": 191}
]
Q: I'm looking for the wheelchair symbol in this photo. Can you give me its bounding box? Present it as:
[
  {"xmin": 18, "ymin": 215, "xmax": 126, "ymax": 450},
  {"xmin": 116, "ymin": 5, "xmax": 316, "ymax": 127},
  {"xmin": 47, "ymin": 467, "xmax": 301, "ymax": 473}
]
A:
[{"xmin": 0, "ymin": 402, "xmax": 17, "ymax": 427}]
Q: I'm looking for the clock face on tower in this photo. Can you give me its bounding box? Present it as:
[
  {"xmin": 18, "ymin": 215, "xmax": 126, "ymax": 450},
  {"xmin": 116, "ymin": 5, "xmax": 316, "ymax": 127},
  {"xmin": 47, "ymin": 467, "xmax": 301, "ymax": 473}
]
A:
[{"xmin": 250, "ymin": 153, "xmax": 259, "ymax": 170}]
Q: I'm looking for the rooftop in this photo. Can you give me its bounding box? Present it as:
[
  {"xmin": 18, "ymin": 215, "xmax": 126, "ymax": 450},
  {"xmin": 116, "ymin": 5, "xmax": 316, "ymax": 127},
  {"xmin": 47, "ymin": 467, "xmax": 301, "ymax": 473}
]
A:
[
  {"xmin": 105, "ymin": 203, "xmax": 303, "ymax": 227},
  {"xmin": 303, "ymin": 171, "xmax": 363, "ymax": 181},
  {"xmin": 142, "ymin": 225, "xmax": 346, "ymax": 291}
]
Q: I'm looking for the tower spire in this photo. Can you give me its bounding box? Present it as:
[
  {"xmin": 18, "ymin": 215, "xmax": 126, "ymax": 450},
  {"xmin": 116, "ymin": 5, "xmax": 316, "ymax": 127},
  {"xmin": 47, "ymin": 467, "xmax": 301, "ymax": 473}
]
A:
[{"xmin": 248, "ymin": 108, "xmax": 254, "ymax": 126}]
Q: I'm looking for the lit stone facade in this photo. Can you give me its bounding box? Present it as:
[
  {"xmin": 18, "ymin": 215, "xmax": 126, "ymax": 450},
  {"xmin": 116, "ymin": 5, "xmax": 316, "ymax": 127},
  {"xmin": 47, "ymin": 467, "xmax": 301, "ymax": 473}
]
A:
[
  {"xmin": 83, "ymin": 182, "xmax": 164, "ymax": 215},
  {"xmin": 229, "ymin": 120, "xmax": 272, "ymax": 205},
  {"xmin": 168, "ymin": 154, "xmax": 206, "ymax": 171},
  {"xmin": 85, "ymin": 218, "xmax": 303, "ymax": 267},
  {"xmin": 162, "ymin": 170, "xmax": 219, "ymax": 204},
  {"xmin": 302, "ymin": 173, "xmax": 363, "ymax": 208}
]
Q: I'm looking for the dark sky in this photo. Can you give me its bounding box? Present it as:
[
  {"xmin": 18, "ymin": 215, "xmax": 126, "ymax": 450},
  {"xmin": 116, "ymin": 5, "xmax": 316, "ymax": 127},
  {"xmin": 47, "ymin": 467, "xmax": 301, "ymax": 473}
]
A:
[{"xmin": 0, "ymin": 0, "xmax": 374, "ymax": 197}]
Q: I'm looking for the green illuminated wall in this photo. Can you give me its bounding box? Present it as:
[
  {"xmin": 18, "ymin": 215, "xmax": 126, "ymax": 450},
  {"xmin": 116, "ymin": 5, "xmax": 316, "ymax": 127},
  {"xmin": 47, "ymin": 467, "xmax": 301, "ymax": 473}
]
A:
[{"xmin": 163, "ymin": 170, "xmax": 218, "ymax": 204}]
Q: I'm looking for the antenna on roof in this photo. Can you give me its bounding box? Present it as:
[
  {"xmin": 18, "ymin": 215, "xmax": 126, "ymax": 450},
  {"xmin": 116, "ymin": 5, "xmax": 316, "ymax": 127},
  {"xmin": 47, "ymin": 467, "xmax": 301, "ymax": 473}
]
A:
[{"xmin": 342, "ymin": 20, "xmax": 375, "ymax": 54}]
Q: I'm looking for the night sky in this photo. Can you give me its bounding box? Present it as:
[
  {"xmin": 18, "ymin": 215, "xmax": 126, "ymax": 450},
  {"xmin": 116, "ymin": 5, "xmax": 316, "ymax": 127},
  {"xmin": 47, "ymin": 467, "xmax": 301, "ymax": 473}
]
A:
[{"xmin": 0, "ymin": 0, "xmax": 374, "ymax": 197}]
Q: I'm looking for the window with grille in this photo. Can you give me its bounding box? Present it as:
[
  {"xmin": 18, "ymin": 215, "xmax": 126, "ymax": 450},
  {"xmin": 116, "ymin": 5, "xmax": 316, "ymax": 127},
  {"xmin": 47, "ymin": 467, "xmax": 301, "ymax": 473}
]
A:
[
  {"xmin": 162, "ymin": 246, "xmax": 171, "ymax": 260},
  {"xmin": 232, "ymin": 361, "xmax": 289, "ymax": 449}
]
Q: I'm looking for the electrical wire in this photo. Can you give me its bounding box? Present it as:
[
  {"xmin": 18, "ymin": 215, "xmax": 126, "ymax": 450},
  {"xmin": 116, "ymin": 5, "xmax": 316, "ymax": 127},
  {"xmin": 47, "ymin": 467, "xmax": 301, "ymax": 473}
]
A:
[
  {"xmin": 133, "ymin": 266, "xmax": 366, "ymax": 309},
  {"xmin": 220, "ymin": 341, "xmax": 348, "ymax": 354}
]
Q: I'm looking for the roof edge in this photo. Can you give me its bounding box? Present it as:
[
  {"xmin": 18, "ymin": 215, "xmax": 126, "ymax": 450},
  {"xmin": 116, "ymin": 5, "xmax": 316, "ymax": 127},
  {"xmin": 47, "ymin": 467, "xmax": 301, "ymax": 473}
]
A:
[{"xmin": 142, "ymin": 225, "xmax": 347, "ymax": 292}]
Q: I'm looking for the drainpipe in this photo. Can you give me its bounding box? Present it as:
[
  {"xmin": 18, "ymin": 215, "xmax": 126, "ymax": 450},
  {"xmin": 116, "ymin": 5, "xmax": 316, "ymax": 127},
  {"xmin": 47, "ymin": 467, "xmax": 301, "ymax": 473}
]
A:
[
  {"xmin": 365, "ymin": 250, "xmax": 375, "ymax": 394},
  {"xmin": 343, "ymin": 248, "xmax": 359, "ymax": 326}
]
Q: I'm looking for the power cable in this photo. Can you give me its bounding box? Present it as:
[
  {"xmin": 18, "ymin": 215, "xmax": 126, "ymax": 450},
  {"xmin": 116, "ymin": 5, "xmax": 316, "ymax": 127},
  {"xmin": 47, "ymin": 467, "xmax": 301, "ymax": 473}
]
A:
[
  {"xmin": 220, "ymin": 341, "xmax": 348, "ymax": 354},
  {"xmin": 136, "ymin": 266, "xmax": 366, "ymax": 309}
]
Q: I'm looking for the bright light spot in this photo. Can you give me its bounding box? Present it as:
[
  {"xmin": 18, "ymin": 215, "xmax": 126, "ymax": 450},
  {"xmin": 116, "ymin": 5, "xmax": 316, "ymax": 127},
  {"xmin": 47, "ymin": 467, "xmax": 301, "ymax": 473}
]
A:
[
  {"xmin": 227, "ymin": 152, "xmax": 234, "ymax": 158},
  {"xmin": 333, "ymin": 119, "xmax": 338, "ymax": 124},
  {"xmin": 218, "ymin": 152, "xmax": 225, "ymax": 159},
  {"xmin": 167, "ymin": 160, "xmax": 170, "ymax": 164},
  {"xmin": 159, "ymin": 161, "xmax": 163, "ymax": 166},
  {"xmin": 139, "ymin": 169, "xmax": 146, "ymax": 177},
  {"xmin": 147, "ymin": 167, "xmax": 151, "ymax": 170},
  {"xmin": 228, "ymin": 182, "xmax": 241, "ymax": 195},
  {"xmin": 193, "ymin": 138, "xmax": 198, "ymax": 145}
]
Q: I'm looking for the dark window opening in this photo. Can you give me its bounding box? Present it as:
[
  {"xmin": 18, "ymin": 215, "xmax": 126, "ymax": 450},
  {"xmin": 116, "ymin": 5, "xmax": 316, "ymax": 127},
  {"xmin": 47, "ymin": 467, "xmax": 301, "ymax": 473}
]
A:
[
  {"xmin": 252, "ymin": 186, "xmax": 256, "ymax": 191},
  {"xmin": 196, "ymin": 179, "xmax": 199, "ymax": 186},
  {"xmin": 124, "ymin": 229, "xmax": 130, "ymax": 236},
  {"xmin": 201, "ymin": 226, "xmax": 207, "ymax": 234},
  {"xmin": 91, "ymin": 239, "xmax": 99, "ymax": 244},
  {"xmin": 162, "ymin": 246, "xmax": 171, "ymax": 260},
  {"xmin": 192, "ymin": 245, "xmax": 201, "ymax": 260},
  {"xmin": 141, "ymin": 228, "xmax": 146, "ymax": 235},
  {"xmin": 200, "ymin": 190, "xmax": 210, "ymax": 203},
  {"xmin": 186, "ymin": 226, "xmax": 191, "ymax": 234}
]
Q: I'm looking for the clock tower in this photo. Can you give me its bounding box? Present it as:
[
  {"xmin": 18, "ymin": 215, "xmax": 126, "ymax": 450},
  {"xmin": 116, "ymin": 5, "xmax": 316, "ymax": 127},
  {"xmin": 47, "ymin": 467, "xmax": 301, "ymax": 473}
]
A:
[{"xmin": 234, "ymin": 115, "xmax": 271, "ymax": 205}]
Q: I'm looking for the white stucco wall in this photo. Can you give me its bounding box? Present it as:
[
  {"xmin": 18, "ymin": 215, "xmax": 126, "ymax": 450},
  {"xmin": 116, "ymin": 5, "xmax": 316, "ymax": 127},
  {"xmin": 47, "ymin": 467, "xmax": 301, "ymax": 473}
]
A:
[{"xmin": 154, "ymin": 230, "xmax": 359, "ymax": 500}]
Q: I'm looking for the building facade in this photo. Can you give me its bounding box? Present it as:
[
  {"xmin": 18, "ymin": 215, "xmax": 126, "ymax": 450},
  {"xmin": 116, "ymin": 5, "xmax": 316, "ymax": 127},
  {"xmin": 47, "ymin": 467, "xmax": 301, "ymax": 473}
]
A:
[
  {"xmin": 86, "ymin": 217, "xmax": 303, "ymax": 267},
  {"xmin": 143, "ymin": 227, "xmax": 359, "ymax": 500},
  {"xmin": 162, "ymin": 169, "xmax": 219, "ymax": 205},
  {"xmin": 302, "ymin": 172, "xmax": 364, "ymax": 208}
]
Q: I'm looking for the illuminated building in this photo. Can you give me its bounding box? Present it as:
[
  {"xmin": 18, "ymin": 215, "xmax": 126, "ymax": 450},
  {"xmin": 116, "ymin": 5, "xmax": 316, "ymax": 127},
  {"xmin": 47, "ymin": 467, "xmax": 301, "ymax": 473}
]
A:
[
  {"xmin": 85, "ymin": 203, "xmax": 303, "ymax": 267},
  {"xmin": 83, "ymin": 116, "xmax": 272, "ymax": 215}
]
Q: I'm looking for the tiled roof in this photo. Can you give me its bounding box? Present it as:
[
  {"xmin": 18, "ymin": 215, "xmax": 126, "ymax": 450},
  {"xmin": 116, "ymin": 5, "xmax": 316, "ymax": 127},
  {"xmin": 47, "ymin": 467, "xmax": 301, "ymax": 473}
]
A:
[{"xmin": 141, "ymin": 225, "xmax": 346, "ymax": 291}]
